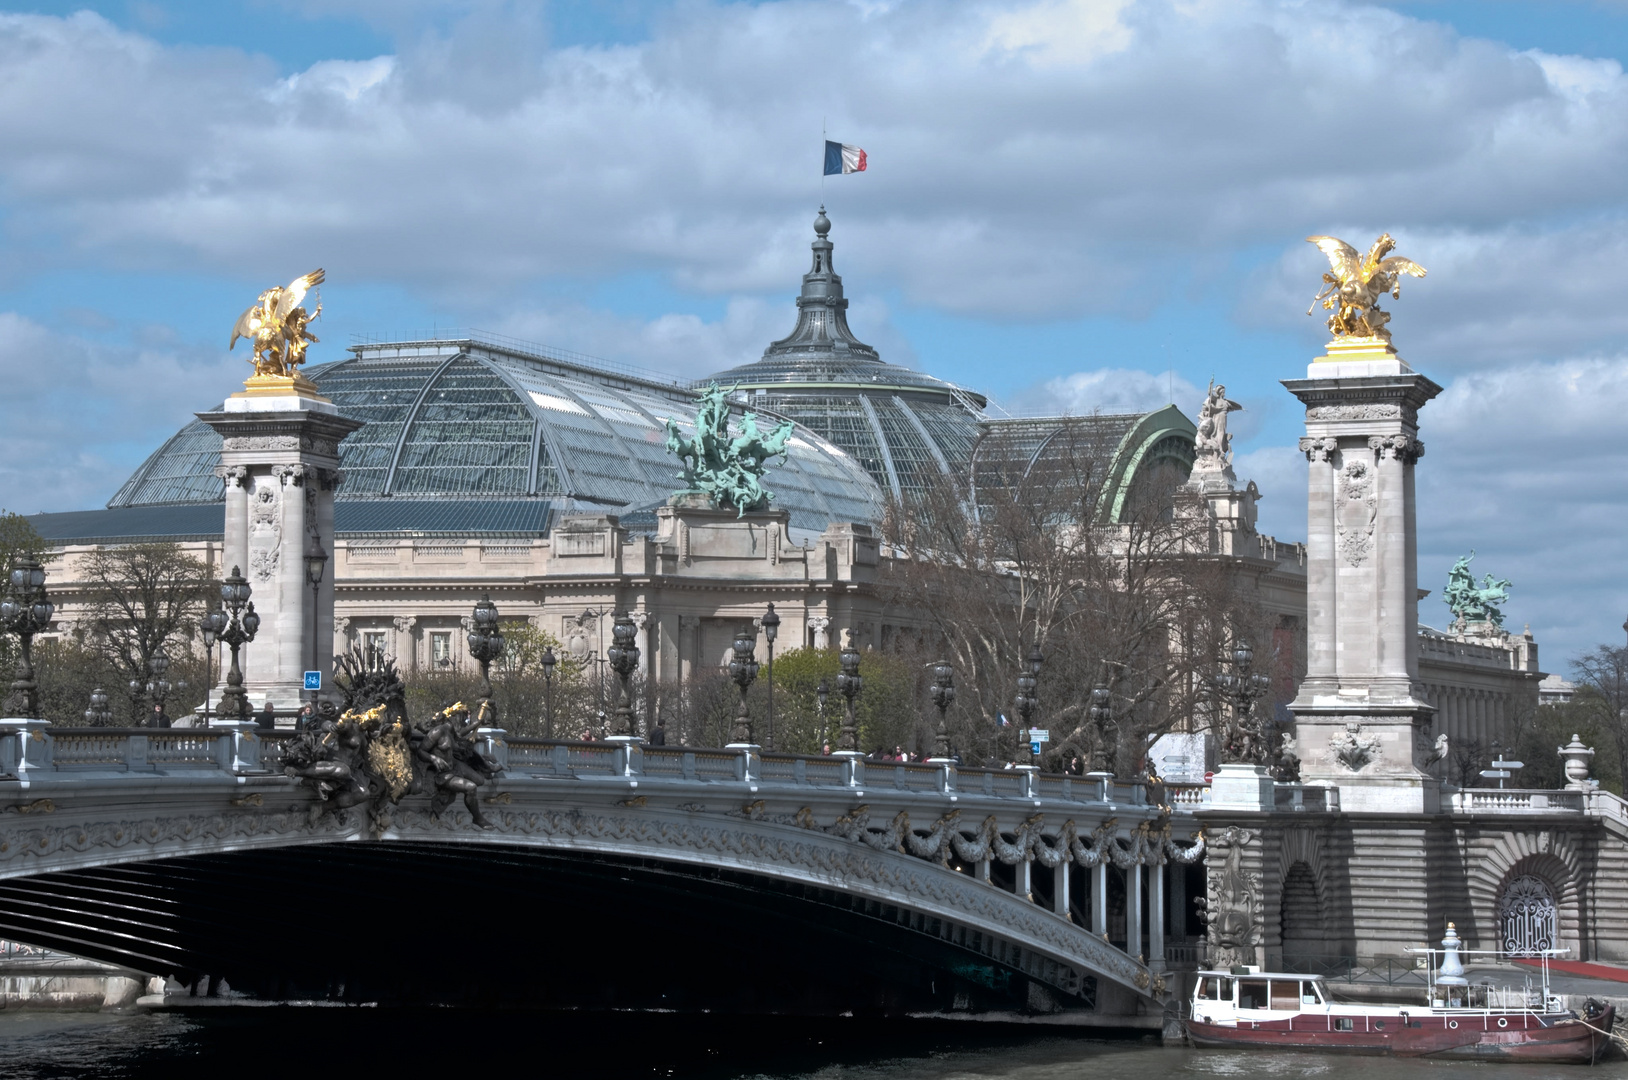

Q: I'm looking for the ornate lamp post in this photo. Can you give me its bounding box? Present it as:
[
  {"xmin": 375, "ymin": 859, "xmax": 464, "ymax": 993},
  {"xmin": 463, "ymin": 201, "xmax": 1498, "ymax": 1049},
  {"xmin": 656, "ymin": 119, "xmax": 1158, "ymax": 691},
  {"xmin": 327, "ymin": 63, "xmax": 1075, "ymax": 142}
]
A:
[
  {"xmin": 761, "ymin": 603, "xmax": 780, "ymax": 750},
  {"xmin": 541, "ymin": 646, "xmax": 557, "ymax": 739},
  {"xmin": 200, "ymin": 608, "xmax": 227, "ymax": 725},
  {"xmin": 929, "ymin": 660, "xmax": 956, "ymax": 759},
  {"xmin": 1015, "ymin": 644, "xmax": 1041, "ymax": 765},
  {"xmin": 836, "ymin": 636, "xmax": 863, "ymax": 752},
  {"xmin": 216, "ymin": 566, "xmax": 259, "ymax": 723},
  {"xmin": 607, "ymin": 611, "xmax": 641, "ymax": 737},
  {"xmin": 728, "ymin": 624, "xmax": 760, "ymax": 745},
  {"xmin": 1088, "ymin": 682, "xmax": 1113, "ymax": 772},
  {"xmin": 130, "ymin": 646, "xmax": 177, "ymax": 727},
  {"xmin": 305, "ymin": 536, "xmax": 327, "ymax": 692},
  {"xmin": 467, "ymin": 594, "xmax": 505, "ymax": 719},
  {"xmin": 1215, "ymin": 638, "xmax": 1273, "ymax": 766},
  {"xmin": 0, "ymin": 556, "xmax": 52, "ymax": 719},
  {"xmin": 83, "ymin": 688, "xmax": 113, "ymax": 726},
  {"xmin": 816, "ymin": 677, "xmax": 830, "ymax": 748}
]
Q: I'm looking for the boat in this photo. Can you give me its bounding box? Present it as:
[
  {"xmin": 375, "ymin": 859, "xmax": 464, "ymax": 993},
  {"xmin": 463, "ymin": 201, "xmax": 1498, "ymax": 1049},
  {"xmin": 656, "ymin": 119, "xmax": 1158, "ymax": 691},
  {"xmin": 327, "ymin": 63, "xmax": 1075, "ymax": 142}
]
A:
[{"xmin": 1184, "ymin": 924, "xmax": 1616, "ymax": 1063}]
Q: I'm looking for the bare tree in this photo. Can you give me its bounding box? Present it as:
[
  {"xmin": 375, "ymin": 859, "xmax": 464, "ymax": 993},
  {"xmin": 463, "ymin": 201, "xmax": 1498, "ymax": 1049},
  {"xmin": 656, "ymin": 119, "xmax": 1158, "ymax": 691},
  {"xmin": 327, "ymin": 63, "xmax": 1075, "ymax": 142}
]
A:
[
  {"xmin": 80, "ymin": 543, "xmax": 214, "ymax": 721},
  {"xmin": 882, "ymin": 417, "xmax": 1270, "ymax": 773},
  {"xmin": 1571, "ymin": 644, "xmax": 1628, "ymax": 791}
]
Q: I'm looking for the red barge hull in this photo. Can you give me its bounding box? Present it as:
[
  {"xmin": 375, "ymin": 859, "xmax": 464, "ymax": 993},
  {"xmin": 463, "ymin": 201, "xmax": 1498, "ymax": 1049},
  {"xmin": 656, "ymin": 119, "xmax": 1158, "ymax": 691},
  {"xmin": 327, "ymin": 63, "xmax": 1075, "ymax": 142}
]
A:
[{"xmin": 1186, "ymin": 1005, "xmax": 1615, "ymax": 1063}]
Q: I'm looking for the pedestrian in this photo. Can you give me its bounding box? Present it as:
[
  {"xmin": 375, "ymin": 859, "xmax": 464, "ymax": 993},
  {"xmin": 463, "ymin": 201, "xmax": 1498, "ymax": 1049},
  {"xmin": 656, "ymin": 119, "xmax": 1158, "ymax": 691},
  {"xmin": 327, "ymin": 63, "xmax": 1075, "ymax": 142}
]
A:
[
  {"xmin": 649, "ymin": 717, "xmax": 667, "ymax": 746},
  {"xmin": 580, "ymin": 726, "xmax": 595, "ymax": 743},
  {"xmin": 296, "ymin": 703, "xmax": 314, "ymax": 733},
  {"xmin": 150, "ymin": 703, "xmax": 170, "ymax": 729},
  {"xmin": 257, "ymin": 700, "xmax": 276, "ymax": 731},
  {"xmin": 821, "ymin": 742, "xmax": 832, "ymax": 756}
]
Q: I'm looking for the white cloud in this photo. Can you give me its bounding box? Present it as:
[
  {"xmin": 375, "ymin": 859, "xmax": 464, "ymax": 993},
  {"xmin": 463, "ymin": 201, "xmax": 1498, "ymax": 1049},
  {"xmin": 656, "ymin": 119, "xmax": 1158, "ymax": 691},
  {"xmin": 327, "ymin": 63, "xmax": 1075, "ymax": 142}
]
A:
[{"xmin": 1004, "ymin": 367, "xmax": 1199, "ymax": 416}]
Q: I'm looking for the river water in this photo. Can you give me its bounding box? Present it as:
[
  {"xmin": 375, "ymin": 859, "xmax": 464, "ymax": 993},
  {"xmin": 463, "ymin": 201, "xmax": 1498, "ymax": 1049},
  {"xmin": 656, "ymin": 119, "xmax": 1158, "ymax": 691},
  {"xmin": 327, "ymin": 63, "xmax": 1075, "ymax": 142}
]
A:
[{"xmin": 0, "ymin": 1011, "xmax": 1622, "ymax": 1080}]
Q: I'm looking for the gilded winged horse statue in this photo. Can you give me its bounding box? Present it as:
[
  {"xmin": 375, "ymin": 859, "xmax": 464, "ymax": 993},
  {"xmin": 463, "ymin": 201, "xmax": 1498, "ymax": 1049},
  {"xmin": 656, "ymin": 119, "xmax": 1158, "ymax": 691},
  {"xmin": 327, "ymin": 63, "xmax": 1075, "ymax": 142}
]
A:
[
  {"xmin": 1306, "ymin": 234, "xmax": 1426, "ymax": 343},
  {"xmin": 229, "ymin": 268, "xmax": 324, "ymax": 378}
]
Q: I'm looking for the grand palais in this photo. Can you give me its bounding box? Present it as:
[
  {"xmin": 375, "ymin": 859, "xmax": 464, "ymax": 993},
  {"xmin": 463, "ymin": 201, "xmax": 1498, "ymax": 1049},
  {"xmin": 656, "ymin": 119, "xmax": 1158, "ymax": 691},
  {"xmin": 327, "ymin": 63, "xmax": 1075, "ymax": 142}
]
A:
[{"xmin": 25, "ymin": 210, "xmax": 1538, "ymax": 764}]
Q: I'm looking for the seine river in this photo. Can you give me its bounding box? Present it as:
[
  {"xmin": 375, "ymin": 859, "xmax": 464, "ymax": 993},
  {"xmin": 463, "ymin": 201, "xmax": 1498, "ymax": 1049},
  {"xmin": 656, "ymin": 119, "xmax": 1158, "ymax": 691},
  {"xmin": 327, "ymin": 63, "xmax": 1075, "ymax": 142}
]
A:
[{"xmin": 0, "ymin": 1011, "xmax": 1623, "ymax": 1079}]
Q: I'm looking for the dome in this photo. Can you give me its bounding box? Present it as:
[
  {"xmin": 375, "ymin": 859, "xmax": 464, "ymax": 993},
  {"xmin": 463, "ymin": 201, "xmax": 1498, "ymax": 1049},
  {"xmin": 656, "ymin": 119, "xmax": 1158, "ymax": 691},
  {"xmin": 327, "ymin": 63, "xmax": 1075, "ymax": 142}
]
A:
[
  {"xmin": 706, "ymin": 208, "xmax": 987, "ymax": 502},
  {"xmin": 102, "ymin": 336, "xmax": 885, "ymax": 540}
]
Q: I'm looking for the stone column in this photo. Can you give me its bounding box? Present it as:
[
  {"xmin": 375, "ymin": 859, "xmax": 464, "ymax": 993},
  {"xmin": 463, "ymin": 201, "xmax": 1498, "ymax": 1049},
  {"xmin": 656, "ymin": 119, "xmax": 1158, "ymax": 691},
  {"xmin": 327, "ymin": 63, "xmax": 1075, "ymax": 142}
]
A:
[
  {"xmin": 1092, "ymin": 863, "xmax": 1109, "ymax": 937},
  {"xmin": 1127, "ymin": 864, "xmax": 1144, "ymax": 960},
  {"xmin": 392, "ymin": 616, "xmax": 418, "ymax": 672},
  {"xmin": 200, "ymin": 385, "xmax": 362, "ymax": 717},
  {"xmin": 1283, "ymin": 340, "xmax": 1442, "ymax": 812},
  {"xmin": 1149, "ymin": 862, "xmax": 1167, "ymax": 973}
]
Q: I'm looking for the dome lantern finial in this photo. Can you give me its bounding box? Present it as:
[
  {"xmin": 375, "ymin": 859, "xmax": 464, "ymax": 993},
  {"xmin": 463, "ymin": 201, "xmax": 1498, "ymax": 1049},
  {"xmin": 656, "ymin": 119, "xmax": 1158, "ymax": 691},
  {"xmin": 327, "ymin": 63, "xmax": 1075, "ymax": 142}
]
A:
[{"xmin": 814, "ymin": 205, "xmax": 830, "ymax": 237}]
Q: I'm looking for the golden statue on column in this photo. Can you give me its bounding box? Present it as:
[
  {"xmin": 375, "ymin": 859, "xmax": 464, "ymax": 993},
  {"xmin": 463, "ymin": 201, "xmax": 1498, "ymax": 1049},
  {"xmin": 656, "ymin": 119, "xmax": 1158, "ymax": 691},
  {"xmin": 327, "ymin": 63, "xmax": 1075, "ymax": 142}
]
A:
[
  {"xmin": 1306, "ymin": 235, "xmax": 1426, "ymax": 345},
  {"xmin": 229, "ymin": 268, "xmax": 326, "ymax": 395}
]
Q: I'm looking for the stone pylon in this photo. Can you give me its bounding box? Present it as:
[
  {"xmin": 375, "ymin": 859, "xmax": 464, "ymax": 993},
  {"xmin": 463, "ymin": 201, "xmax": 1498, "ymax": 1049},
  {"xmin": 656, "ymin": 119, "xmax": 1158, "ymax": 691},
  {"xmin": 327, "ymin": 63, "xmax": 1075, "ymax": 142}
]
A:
[
  {"xmin": 199, "ymin": 382, "xmax": 362, "ymax": 719},
  {"xmin": 1282, "ymin": 338, "xmax": 1442, "ymax": 812}
]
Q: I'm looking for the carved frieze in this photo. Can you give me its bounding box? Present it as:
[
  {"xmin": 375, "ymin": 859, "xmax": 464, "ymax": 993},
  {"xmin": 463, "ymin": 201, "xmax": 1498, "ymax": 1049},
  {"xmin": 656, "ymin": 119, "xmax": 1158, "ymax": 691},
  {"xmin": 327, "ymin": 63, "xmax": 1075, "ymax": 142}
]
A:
[
  {"xmin": 1307, "ymin": 403, "xmax": 1406, "ymax": 422},
  {"xmin": 220, "ymin": 434, "xmax": 340, "ymax": 456}
]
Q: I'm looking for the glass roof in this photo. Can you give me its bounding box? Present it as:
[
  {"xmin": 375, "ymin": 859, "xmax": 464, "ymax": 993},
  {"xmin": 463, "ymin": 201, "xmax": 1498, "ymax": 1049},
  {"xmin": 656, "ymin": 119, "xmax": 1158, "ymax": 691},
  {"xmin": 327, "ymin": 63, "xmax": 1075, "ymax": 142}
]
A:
[{"xmin": 105, "ymin": 340, "xmax": 884, "ymax": 537}]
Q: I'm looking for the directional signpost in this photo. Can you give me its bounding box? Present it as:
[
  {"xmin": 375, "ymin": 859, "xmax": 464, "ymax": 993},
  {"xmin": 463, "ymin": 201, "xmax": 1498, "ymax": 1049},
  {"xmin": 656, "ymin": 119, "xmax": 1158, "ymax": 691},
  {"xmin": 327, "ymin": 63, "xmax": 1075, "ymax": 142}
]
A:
[
  {"xmin": 1029, "ymin": 728, "xmax": 1049, "ymax": 757},
  {"xmin": 1480, "ymin": 757, "xmax": 1524, "ymax": 790}
]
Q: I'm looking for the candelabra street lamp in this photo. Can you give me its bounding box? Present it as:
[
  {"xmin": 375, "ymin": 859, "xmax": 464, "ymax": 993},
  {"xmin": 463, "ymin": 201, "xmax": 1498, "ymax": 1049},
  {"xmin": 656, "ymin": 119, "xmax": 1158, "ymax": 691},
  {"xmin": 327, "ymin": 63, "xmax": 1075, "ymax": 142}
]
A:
[
  {"xmin": 761, "ymin": 603, "xmax": 780, "ymax": 750},
  {"xmin": 541, "ymin": 646, "xmax": 557, "ymax": 739},
  {"xmin": 83, "ymin": 688, "xmax": 113, "ymax": 726},
  {"xmin": 930, "ymin": 659, "xmax": 956, "ymax": 759},
  {"xmin": 467, "ymin": 594, "xmax": 505, "ymax": 721},
  {"xmin": 836, "ymin": 637, "xmax": 863, "ymax": 752},
  {"xmin": 1214, "ymin": 637, "xmax": 1273, "ymax": 766},
  {"xmin": 816, "ymin": 677, "xmax": 830, "ymax": 748},
  {"xmin": 1088, "ymin": 682, "xmax": 1113, "ymax": 772},
  {"xmin": 608, "ymin": 611, "xmax": 641, "ymax": 737},
  {"xmin": 305, "ymin": 536, "xmax": 327, "ymax": 695},
  {"xmin": 201, "ymin": 607, "xmax": 228, "ymax": 725},
  {"xmin": 131, "ymin": 646, "xmax": 177, "ymax": 727},
  {"xmin": 0, "ymin": 556, "xmax": 52, "ymax": 719},
  {"xmin": 728, "ymin": 624, "xmax": 760, "ymax": 744},
  {"xmin": 1015, "ymin": 643, "xmax": 1042, "ymax": 765},
  {"xmin": 216, "ymin": 566, "xmax": 259, "ymax": 723}
]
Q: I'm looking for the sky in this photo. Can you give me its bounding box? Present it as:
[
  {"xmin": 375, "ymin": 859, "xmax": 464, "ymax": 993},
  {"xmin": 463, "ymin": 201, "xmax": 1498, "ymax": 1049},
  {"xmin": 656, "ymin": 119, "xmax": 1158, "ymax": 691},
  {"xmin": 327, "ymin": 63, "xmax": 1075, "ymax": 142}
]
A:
[{"xmin": 0, "ymin": 0, "xmax": 1626, "ymax": 666}]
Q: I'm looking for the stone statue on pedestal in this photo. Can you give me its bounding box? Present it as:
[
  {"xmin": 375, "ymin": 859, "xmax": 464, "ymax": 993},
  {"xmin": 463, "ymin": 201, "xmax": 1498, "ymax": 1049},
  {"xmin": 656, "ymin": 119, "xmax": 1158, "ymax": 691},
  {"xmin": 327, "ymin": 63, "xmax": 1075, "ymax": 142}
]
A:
[
  {"xmin": 229, "ymin": 269, "xmax": 325, "ymax": 381},
  {"xmin": 1193, "ymin": 381, "xmax": 1242, "ymax": 479},
  {"xmin": 1444, "ymin": 552, "xmax": 1512, "ymax": 631}
]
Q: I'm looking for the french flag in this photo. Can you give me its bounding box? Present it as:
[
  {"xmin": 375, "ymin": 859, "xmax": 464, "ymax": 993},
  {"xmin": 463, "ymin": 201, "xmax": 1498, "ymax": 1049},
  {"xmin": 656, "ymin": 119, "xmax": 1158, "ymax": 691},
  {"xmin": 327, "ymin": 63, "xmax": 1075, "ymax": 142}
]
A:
[{"xmin": 824, "ymin": 140, "xmax": 867, "ymax": 176}]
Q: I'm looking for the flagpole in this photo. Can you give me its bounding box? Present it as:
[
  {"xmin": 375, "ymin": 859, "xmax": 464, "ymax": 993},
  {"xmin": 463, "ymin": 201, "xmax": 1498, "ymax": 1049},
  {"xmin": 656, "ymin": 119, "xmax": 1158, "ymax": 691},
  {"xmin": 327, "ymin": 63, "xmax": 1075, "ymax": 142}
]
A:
[{"xmin": 821, "ymin": 117, "xmax": 827, "ymax": 206}]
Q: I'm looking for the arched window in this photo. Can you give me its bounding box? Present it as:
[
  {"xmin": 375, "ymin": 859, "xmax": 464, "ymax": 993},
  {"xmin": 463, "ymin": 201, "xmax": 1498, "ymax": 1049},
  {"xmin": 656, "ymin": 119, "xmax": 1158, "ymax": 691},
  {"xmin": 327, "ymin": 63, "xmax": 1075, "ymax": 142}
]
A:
[
  {"xmin": 1280, "ymin": 861, "xmax": 1324, "ymax": 961},
  {"xmin": 1498, "ymin": 875, "xmax": 1556, "ymax": 956}
]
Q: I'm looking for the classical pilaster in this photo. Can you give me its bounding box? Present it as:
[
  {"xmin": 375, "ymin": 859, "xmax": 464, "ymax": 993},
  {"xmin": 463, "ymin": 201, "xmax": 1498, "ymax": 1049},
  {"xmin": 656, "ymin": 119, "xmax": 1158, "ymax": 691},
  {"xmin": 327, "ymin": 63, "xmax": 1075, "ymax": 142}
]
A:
[{"xmin": 1282, "ymin": 342, "xmax": 1442, "ymax": 812}]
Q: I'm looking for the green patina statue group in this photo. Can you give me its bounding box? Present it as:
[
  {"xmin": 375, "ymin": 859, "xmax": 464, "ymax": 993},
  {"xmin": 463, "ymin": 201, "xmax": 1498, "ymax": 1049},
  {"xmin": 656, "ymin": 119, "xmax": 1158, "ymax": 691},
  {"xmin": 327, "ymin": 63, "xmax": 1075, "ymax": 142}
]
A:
[
  {"xmin": 664, "ymin": 382, "xmax": 794, "ymax": 516},
  {"xmin": 1444, "ymin": 551, "xmax": 1512, "ymax": 629}
]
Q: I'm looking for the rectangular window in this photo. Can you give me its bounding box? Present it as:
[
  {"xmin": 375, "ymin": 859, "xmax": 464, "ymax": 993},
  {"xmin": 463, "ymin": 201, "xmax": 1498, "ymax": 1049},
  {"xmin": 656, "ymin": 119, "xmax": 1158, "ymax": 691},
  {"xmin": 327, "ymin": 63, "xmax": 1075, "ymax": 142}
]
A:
[
  {"xmin": 431, "ymin": 632, "xmax": 452, "ymax": 668},
  {"xmin": 1270, "ymin": 981, "xmax": 1302, "ymax": 1010},
  {"xmin": 1335, "ymin": 1017, "xmax": 1354, "ymax": 1031},
  {"xmin": 363, "ymin": 631, "xmax": 388, "ymax": 670},
  {"xmin": 1238, "ymin": 980, "xmax": 1269, "ymax": 1010}
]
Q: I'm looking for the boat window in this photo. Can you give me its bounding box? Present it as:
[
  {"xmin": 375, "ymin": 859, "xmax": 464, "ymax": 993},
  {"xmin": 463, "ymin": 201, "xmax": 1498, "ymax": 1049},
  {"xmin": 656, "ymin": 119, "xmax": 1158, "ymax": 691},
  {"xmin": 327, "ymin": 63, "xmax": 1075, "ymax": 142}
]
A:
[
  {"xmin": 1195, "ymin": 977, "xmax": 1228, "ymax": 1001},
  {"xmin": 1335, "ymin": 1017, "xmax": 1354, "ymax": 1031},
  {"xmin": 1303, "ymin": 982, "xmax": 1322, "ymax": 1005},
  {"xmin": 1238, "ymin": 980, "xmax": 1269, "ymax": 1009},
  {"xmin": 1269, "ymin": 981, "xmax": 1301, "ymax": 1010}
]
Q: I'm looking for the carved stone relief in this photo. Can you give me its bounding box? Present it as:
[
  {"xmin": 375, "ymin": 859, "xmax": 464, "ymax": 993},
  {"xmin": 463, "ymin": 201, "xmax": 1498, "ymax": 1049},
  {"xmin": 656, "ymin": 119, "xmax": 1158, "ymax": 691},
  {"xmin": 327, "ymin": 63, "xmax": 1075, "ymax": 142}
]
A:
[
  {"xmin": 1298, "ymin": 436, "xmax": 1337, "ymax": 464},
  {"xmin": 248, "ymin": 478, "xmax": 281, "ymax": 583},
  {"xmin": 1308, "ymin": 404, "xmax": 1402, "ymax": 421},
  {"xmin": 1329, "ymin": 721, "xmax": 1382, "ymax": 772},
  {"xmin": 1335, "ymin": 458, "xmax": 1377, "ymax": 567},
  {"xmin": 1196, "ymin": 825, "xmax": 1260, "ymax": 969}
]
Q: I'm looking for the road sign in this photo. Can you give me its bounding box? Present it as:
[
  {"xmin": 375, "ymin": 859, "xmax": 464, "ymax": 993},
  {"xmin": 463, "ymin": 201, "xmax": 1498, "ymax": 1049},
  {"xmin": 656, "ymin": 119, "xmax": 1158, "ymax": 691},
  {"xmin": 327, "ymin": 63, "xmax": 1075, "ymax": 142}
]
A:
[
  {"xmin": 1492, "ymin": 759, "xmax": 1524, "ymax": 771},
  {"xmin": 1479, "ymin": 769, "xmax": 1510, "ymax": 780},
  {"xmin": 303, "ymin": 671, "xmax": 321, "ymax": 691},
  {"xmin": 1030, "ymin": 741, "xmax": 1042, "ymax": 756},
  {"xmin": 1028, "ymin": 729, "xmax": 1050, "ymax": 742}
]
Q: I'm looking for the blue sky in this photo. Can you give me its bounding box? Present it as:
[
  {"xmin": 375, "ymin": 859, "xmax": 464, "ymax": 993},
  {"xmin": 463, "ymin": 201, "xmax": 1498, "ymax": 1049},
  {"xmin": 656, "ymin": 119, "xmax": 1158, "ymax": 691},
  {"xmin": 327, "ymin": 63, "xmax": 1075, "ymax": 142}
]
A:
[{"xmin": 3, "ymin": 0, "xmax": 1628, "ymax": 663}]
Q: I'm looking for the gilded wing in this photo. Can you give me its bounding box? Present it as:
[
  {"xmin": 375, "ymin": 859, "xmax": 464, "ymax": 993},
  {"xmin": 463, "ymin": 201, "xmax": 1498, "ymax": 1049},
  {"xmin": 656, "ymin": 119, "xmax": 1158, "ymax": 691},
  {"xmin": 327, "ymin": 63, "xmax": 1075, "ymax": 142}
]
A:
[
  {"xmin": 1306, "ymin": 236, "xmax": 1362, "ymax": 283},
  {"xmin": 274, "ymin": 268, "xmax": 325, "ymax": 320},
  {"xmin": 228, "ymin": 303, "xmax": 263, "ymax": 351},
  {"xmin": 1377, "ymin": 256, "xmax": 1426, "ymax": 280}
]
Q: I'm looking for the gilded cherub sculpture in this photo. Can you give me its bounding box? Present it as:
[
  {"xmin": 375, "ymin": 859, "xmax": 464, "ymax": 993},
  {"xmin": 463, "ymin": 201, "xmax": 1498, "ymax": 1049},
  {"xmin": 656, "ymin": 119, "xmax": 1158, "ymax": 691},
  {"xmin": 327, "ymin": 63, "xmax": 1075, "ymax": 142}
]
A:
[
  {"xmin": 1306, "ymin": 234, "xmax": 1426, "ymax": 343},
  {"xmin": 229, "ymin": 268, "xmax": 324, "ymax": 377}
]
